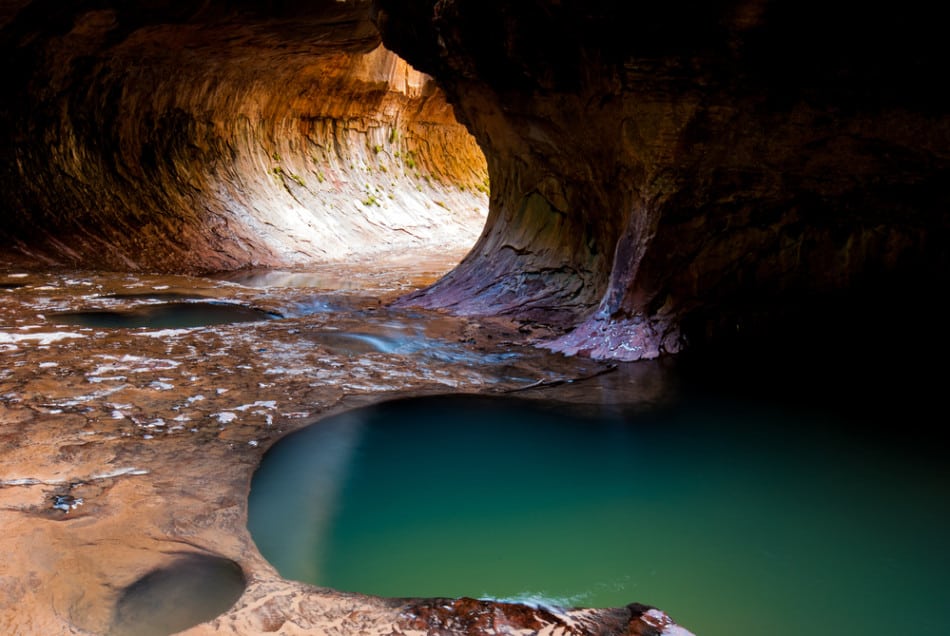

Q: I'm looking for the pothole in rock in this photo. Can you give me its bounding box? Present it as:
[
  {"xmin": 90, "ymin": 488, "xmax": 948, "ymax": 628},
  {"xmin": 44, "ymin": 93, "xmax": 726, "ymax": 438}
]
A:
[
  {"xmin": 48, "ymin": 301, "xmax": 280, "ymax": 329},
  {"xmin": 108, "ymin": 553, "xmax": 245, "ymax": 636},
  {"xmin": 247, "ymin": 393, "xmax": 950, "ymax": 636}
]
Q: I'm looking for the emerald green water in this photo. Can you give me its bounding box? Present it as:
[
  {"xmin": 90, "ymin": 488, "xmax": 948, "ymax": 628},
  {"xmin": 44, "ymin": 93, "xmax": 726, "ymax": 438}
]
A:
[{"xmin": 248, "ymin": 394, "xmax": 949, "ymax": 635}]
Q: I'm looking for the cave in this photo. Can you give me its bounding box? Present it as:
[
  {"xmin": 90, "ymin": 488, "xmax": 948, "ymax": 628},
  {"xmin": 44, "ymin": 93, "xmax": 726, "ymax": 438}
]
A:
[
  {"xmin": 1, "ymin": 1, "xmax": 948, "ymax": 635},
  {"xmin": 2, "ymin": 0, "xmax": 948, "ymax": 359}
]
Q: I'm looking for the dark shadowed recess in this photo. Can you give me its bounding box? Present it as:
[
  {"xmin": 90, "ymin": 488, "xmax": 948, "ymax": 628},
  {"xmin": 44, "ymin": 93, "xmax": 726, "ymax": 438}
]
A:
[
  {"xmin": 675, "ymin": 270, "xmax": 950, "ymax": 445},
  {"xmin": 109, "ymin": 553, "xmax": 245, "ymax": 636}
]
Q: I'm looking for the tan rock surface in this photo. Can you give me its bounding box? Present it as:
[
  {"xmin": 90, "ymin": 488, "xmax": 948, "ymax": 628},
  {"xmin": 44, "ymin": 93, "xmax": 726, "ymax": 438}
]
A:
[
  {"xmin": 3, "ymin": 0, "xmax": 947, "ymax": 363},
  {"xmin": 0, "ymin": 2, "xmax": 487, "ymax": 272},
  {"xmin": 0, "ymin": 257, "xmax": 691, "ymax": 635}
]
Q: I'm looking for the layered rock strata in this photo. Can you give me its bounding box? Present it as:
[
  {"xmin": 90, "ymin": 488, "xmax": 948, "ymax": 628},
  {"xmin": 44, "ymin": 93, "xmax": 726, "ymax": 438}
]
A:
[
  {"xmin": 374, "ymin": 0, "xmax": 950, "ymax": 359},
  {"xmin": 0, "ymin": 1, "xmax": 487, "ymax": 272},
  {"xmin": 3, "ymin": 1, "xmax": 947, "ymax": 359}
]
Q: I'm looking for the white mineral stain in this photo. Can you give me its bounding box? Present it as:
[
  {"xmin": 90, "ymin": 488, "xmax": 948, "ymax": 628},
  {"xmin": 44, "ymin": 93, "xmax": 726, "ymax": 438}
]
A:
[
  {"xmin": 89, "ymin": 467, "xmax": 149, "ymax": 480},
  {"xmin": 134, "ymin": 329, "xmax": 192, "ymax": 338},
  {"xmin": 0, "ymin": 331, "xmax": 87, "ymax": 345},
  {"xmin": 235, "ymin": 401, "xmax": 277, "ymax": 411},
  {"xmin": 130, "ymin": 359, "xmax": 180, "ymax": 372},
  {"xmin": 264, "ymin": 366, "xmax": 309, "ymax": 376},
  {"xmin": 55, "ymin": 385, "xmax": 128, "ymax": 407},
  {"xmin": 88, "ymin": 376, "xmax": 127, "ymax": 383}
]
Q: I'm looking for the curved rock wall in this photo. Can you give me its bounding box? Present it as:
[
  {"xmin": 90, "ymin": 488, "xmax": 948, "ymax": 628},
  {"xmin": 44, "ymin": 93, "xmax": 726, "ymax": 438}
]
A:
[
  {"xmin": 374, "ymin": 0, "xmax": 950, "ymax": 359},
  {"xmin": 2, "ymin": 0, "xmax": 948, "ymax": 359},
  {"xmin": 0, "ymin": 1, "xmax": 487, "ymax": 272}
]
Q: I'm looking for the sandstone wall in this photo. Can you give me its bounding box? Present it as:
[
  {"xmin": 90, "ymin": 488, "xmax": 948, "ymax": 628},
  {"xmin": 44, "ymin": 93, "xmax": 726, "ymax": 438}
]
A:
[
  {"xmin": 374, "ymin": 0, "xmax": 950, "ymax": 359},
  {"xmin": 0, "ymin": 1, "xmax": 487, "ymax": 272},
  {"xmin": 2, "ymin": 0, "xmax": 948, "ymax": 359}
]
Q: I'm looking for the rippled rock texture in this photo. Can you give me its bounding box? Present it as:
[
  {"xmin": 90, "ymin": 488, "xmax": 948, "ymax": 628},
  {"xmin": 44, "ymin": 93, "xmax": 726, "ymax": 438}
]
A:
[
  {"xmin": 9, "ymin": 3, "xmax": 944, "ymax": 634},
  {"xmin": 375, "ymin": 0, "xmax": 950, "ymax": 359},
  {"xmin": 3, "ymin": 1, "xmax": 948, "ymax": 360},
  {"xmin": 0, "ymin": 1, "xmax": 487, "ymax": 272},
  {"xmin": 0, "ymin": 263, "xmax": 687, "ymax": 635}
]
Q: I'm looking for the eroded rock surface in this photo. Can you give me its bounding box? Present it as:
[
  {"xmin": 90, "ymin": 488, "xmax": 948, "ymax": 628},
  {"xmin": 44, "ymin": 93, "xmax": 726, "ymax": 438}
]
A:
[
  {"xmin": 3, "ymin": 0, "xmax": 947, "ymax": 360},
  {"xmin": 0, "ymin": 259, "xmax": 690, "ymax": 635},
  {"xmin": 374, "ymin": 0, "xmax": 950, "ymax": 359},
  {"xmin": 0, "ymin": 1, "xmax": 487, "ymax": 272}
]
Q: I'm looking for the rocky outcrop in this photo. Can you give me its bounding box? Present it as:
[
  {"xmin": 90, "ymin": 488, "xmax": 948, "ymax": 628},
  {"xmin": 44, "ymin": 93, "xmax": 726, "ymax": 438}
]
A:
[
  {"xmin": 3, "ymin": 1, "xmax": 947, "ymax": 359},
  {"xmin": 396, "ymin": 597, "xmax": 693, "ymax": 635},
  {"xmin": 0, "ymin": 1, "xmax": 487, "ymax": 272},
  {"xmin": 0, "ymin": 268, "xmax": 693, "ymax": 635},
  {"xmin": 374, "ymin": 0, "xmax": 950, "ymax": 359}
]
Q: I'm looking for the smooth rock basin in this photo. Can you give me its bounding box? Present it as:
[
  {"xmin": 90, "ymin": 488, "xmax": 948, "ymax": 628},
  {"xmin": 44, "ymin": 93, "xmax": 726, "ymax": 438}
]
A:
[
  {"xmin": 49, "ymin": 301, "xmax": 280, "ymax": 329},
  {"xmin": 109, "ymin": 553, "xmax": 245, "ymax": 636},
  {"xmin": 248, "ymin": 393, "xmax": 950, "ymax": 636}
]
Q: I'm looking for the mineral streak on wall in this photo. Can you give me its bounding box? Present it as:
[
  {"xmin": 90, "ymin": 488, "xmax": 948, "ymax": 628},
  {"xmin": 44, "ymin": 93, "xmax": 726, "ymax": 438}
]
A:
[
  {"xmin": 374, "ymin": 0, "xmax": 950, "ymax": 359},
  {"xmin": 0, "ymin": 1, "xmax": 488, "ymax": 273}
]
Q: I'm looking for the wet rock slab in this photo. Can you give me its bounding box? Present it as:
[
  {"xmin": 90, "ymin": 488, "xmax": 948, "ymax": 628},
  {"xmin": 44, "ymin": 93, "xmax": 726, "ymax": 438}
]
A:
[{"xmin": 0, "ymin": 260, "xmax": 690, "ymax": 635}]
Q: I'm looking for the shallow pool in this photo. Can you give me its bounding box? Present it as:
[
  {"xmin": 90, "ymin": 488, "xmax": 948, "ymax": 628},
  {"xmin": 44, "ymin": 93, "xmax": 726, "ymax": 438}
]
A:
[
  {"xmin": 50, "ymin": 301, "xmax": 279, "ymax": 329},
  {"xmin": 248, "ymin": 394, "xmax": 950, "ymax": 636}
]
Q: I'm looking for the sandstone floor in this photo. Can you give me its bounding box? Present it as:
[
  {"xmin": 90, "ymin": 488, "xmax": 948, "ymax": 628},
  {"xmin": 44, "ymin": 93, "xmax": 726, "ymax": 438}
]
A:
[{"xmin": 0, "ymin": 249, "xmax": 689, "ymax": 636}]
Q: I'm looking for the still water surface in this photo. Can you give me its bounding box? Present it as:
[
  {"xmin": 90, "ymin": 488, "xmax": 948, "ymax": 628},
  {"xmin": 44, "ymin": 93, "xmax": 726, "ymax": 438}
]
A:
[
  {"xmin": 50, "ymin": 301, "xmax": 278, "ymax": 328},
  {"xmin": 248, "ymin": 393, "xmax": 950, "ymax": 636}
]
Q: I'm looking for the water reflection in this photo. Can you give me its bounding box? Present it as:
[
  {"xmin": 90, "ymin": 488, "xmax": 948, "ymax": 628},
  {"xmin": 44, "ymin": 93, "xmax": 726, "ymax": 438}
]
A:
[
  {"xmin": 212, "ymin": 269, "xmax": 363, "ymax": 290},
  {"xmin": 248, "ymin": 394, "xmax": 950, "ymax": 636},
  {"xmin": 49, "ymin": 301, "xmax": 279, "ymax": 329},
  {"xmin": 248, "ymin": 413, "xmax": 366, "ymax": 584},
  {"xmin": 302, "ymin": 325, "xmax": 519, "ymax": 365}
]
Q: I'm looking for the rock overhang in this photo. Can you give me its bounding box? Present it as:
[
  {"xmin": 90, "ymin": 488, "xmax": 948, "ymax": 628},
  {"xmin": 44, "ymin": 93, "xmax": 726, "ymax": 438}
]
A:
[
  {"xmin": 1, "ymin": 0, "xmax": 947, "ymax": 362},
  {"xmin": 372, "ymin": 0, "xmax": 950, "ymax": 359}
]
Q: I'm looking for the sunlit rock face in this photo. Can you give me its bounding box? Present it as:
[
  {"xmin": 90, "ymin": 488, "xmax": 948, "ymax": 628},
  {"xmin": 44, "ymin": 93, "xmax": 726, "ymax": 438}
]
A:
[
  {"xmin": 3, "ymin": 0, "xmax": 948, "ymax": 359},
  {"xmin": 0, "ymin": 1, "xmax": 487, "ymax": 272},
  {"xmin": 374, "ymin": 0, "xmax": 950, "ymax": 359}
]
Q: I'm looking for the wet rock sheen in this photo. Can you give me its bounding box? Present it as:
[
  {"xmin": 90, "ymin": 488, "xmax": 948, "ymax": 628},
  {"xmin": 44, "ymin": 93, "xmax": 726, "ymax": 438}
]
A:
[
  {"xmin": 374, "ymin": 0, "xmax": 950, "ymax": 359},
  {"xmin": 0, "ymin": 1, "xmax": 487, "ymax": 272},
  {"xmin": 2, "ymin": 1, "xmax": 947, "ymax": 360}
]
